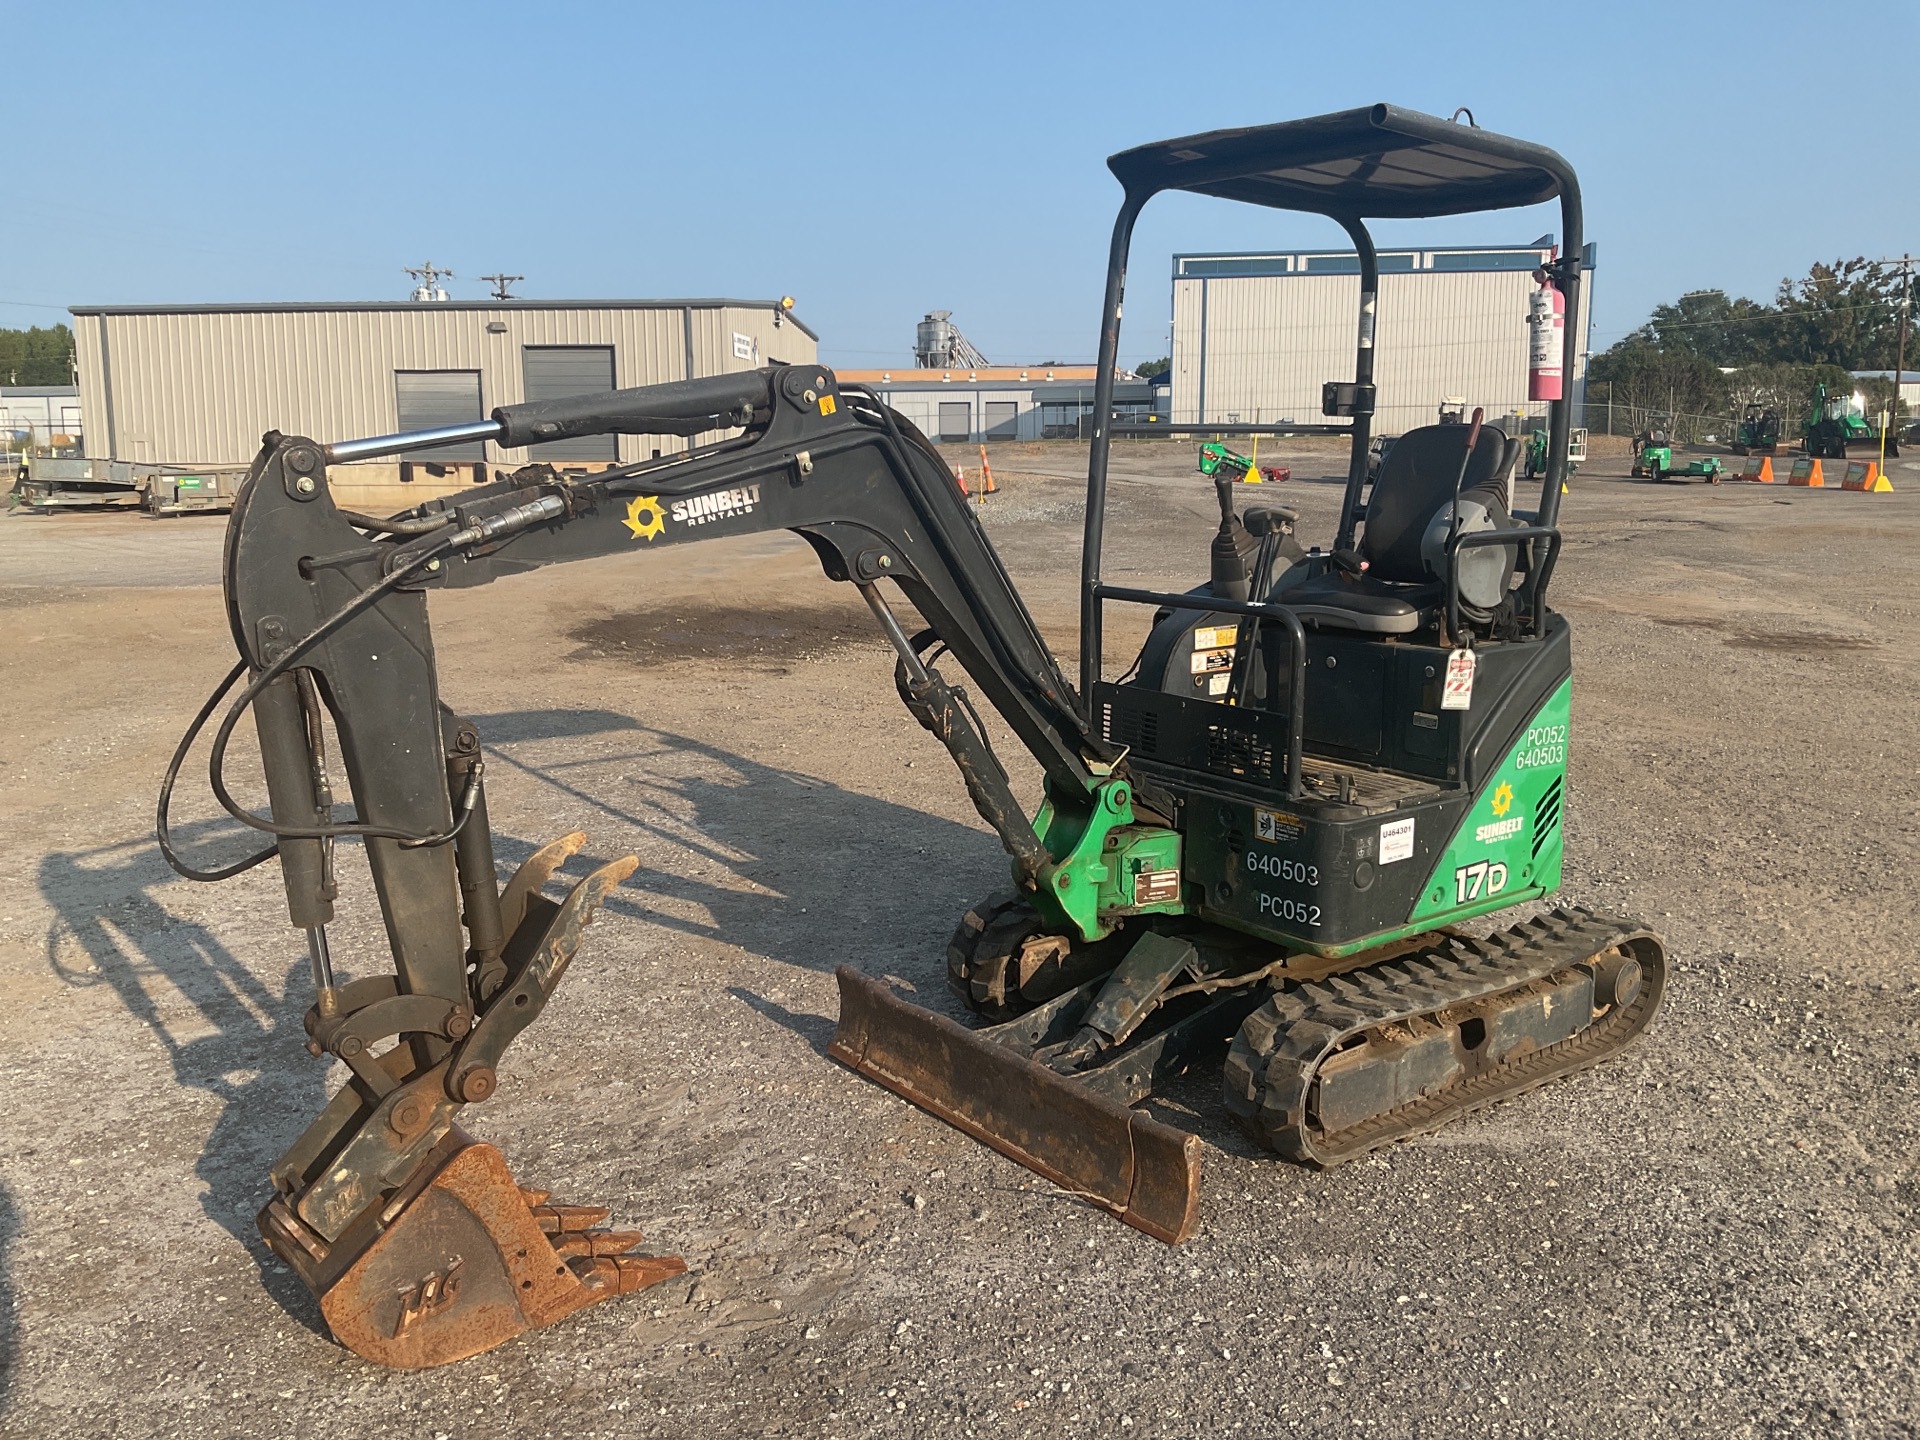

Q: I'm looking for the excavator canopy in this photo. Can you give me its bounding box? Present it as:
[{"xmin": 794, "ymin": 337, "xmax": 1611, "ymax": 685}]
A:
[{"xmin": 1104, "ymin": 103, "xmax": 1574, "ymax": 220}]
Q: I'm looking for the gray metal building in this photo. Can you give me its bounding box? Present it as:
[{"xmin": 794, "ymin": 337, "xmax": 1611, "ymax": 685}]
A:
[
  {"xmin": 839, "ymin": 367, "xmax": 1162, "ymax": 442},
  {"xmin": 1170, "ymin": 243, "xmax": 1593, "ymax": 435},
  {"xmin": 0, "ymin": 386, "xmax": 83, "ymax": 448},
  {"xmin": 69, "ymin": 299, "xmax": 818, "ymax": 468}
]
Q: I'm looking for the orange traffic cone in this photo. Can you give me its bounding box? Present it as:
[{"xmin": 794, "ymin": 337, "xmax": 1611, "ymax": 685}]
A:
[
  {"xmin": 977, "ymin": 445, "xmax": 998, "ymax": 497},
  {"xmin": 955, "ymin": 464, "xmax": 969, "ymax": 497}
]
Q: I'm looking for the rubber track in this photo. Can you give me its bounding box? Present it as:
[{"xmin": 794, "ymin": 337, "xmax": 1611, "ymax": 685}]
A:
[{"xmin": 1222, "ymin": 906, "xmax": 1666, "ymax": 1167}]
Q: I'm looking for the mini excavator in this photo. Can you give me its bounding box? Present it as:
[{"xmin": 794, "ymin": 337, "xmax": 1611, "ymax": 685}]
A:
[{"xmin": 162, "ymin": 105, "xmax": 1666, "ymax": 1368}]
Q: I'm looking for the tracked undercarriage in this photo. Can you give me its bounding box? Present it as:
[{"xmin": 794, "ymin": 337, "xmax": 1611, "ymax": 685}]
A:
[{"xmin": 836, "ymin": 900, "xmax": 1665, "ymax": 1242}]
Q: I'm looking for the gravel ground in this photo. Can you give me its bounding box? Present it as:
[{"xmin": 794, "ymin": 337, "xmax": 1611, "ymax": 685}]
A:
[{"xmin": 2, "ymin": 439, "xmax": 1917, "ymax": 1438}]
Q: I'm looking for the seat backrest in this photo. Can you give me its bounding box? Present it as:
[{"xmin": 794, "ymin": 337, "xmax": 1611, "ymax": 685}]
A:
[{"xmin": 1362, "ymin": 423, "xmax": 1511, "ymax": 582}]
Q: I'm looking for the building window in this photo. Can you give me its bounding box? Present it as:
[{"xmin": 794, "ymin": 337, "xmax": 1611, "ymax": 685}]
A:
[
  {"xmin": 520, "ymin": 346, "xmax": 617, "ymax": 461},
  {"xmin": 394, "ymin": 371, "xmax": 484, "ymax": 459},
  {"xmin": 984, "ymin": 401, "xmax": 1019, "ymax": 441},
  {"xmin": 938, "ymin": 401, "xmax": 971, "ymax": 442},
  {"xmin": 1429, "ymin": 250, "xmax": 1545, "ymax": 271}
]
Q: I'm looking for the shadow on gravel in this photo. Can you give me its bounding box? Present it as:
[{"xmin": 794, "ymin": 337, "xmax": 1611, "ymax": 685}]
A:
[
  {"xmin": 37, "ymin": 830, "xmax": 330, "ymax": 1339},
  {"xmin": 725, "ymin": 986, "xmax": 837, "ymax": 1056},
  {"xmin": 0, "ymin": 1182, "xmax": 15, "ymax": 1415},
  {"xmin": 469, "ymin": 709, "xmax": 995, "ymax": 1005},
  {"xmin": 468, "ymin": 708, "xmax": 1261, "ymax": 1160}
]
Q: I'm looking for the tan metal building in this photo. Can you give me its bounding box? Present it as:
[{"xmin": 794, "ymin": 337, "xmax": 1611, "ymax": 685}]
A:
[
  {"xmin": 1169, "ymin": 243, "xmax": 1592, "ymax": 435},
  {"xmin": 68, "ymin": 298, "xmax": 819, "ymax": 470}
]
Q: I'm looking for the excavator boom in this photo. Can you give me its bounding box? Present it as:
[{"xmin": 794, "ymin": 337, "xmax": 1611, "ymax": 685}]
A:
[{"xmin": 167, "ymin": 364, "xmax": 1184, "ymax": 1365}]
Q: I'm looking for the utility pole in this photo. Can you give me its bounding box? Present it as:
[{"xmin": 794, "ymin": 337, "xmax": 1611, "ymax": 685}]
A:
[
  {"xmin": 1886, "ymin": 255, "xmax": 1911, "ymax": 473},
  {"xmin": 480, "ymin": 273, "xmax": 524, "ymax": 300},
  {"xmin": 404, "ymin": 262, "xmax": 454, "ymax": 301}
]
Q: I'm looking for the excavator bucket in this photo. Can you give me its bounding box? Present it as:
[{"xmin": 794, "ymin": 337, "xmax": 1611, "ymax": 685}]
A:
[
  {"xmin": 296, "ymin": 1134, "xmax": 686, "ymax": 1369},
  {"xmin": 255, "ymin": 834, "xmax": 687, "ymax": 1367},
  {"xmin": 829, "ymin": 966, "xmax": 1202, "ymax": 1243}
]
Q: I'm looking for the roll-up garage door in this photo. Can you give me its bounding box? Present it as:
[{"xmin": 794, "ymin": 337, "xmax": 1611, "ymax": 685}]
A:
[
  {"xmin": 984, "ymin": 401, "xmax": 1018, "ymax": 441},
  {"xmin": 394, "ymin": 371, "xmax": 484, "ymax": 459},
  {"xmin": 521, "ymin": 346, "xmax": 618, "ymax": 461},
  {"xmin": 938, "ymin": 401, "xmax": 972, "ymax": 442}
]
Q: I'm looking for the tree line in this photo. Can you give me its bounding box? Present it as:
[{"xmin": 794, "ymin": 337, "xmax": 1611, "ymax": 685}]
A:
[
  {"xmin": 0, "ymin": 324, "xmax": 75, "ymax": 386},
  {"xmin": 1588, "ymin": 258, "xmax": 1911, "ymax": 441}
]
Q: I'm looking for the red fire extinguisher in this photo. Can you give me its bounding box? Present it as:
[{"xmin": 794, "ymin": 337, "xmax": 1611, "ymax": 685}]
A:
[{"xmin": 1528, "ymin": 263, "xmax": 1564, "ymax": 403}]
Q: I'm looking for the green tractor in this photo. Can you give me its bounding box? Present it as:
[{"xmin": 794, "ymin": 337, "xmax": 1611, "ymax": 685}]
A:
[
  {"xmin": 1802, "ymin": 383, "xmax": 1898, "ymax": 460},
  {"xmin": 1197, "ymin": 440, "xmax": 1289, "ymax": 484},
  {"xmin": 1631, "ymin": 417, "xmax": 1722, "ymax": 482},
  {"xmin": 1732, "ymin": 403, "xmax": 1781, "ymax": 456}
]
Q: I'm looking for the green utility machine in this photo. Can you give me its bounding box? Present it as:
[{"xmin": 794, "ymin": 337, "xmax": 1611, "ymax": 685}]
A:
[
  {"xmin": 170, "ymin": 105, "xmax": 1666, "ymax": 1369},
  {"xmin": 1803, "ymin": 382, "xmax": 1899, "ymax": 459},
  {"xmin": 1632, "ymin": 418, "xmax": 1722, "ymax": 481},
  {"xmin": 1198, "ymin": 440, "xmax": 1290, "ymax": 484},
  {"xmin": 1733, "ymin": 404, "xmax": 1781, "ymax": 455}
]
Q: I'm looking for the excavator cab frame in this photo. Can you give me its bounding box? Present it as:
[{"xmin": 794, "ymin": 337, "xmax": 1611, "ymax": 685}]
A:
[{"xmin": 1075, "ymin": 102, "xmax": 1585, "ymax": 701}]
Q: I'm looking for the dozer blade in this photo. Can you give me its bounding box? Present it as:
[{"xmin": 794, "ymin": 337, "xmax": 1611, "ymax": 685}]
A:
[
  {"xmin": 829, "ymin": 966, "xmax": 1202, "ymax": 1243},
  {"xmin": 307, "ymin": 1132, "xmax": 686, "ymax": 1369}
]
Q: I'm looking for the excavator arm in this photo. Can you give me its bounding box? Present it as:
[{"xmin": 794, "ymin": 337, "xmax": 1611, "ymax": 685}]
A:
[{"xmin": 169, "ymin": 364, "xmax": 1167, "ymax": 1366}]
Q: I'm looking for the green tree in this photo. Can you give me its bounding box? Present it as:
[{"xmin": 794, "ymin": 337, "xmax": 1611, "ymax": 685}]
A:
[
  {"xmin": 0, "ymin": 325, "xmax": 76, "ymax": 385},
  {"xmin": 1588, "ymin": 339, "xmax": 1729, "ymax": 440},
  {"xmin": 1134, "ymin": 355, "xmax": 1171, "ymax": 380},
  {"xmin": 1635, "ymin": 289, "xmax": 1776, "ymax": 366},
  {"xmin": 1769, "ymin": 258, "xmax": 1904, "ymax": 370}
]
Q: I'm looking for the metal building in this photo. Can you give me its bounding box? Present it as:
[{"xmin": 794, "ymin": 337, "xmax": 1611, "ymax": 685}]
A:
[
  {"xmin": 838, "ymin": 367, "xmax": 1160, "ymax": 443},
  {"xmin": 1170, "ymin": 243, "xmax": 1593, "ymax": 435},
  {"xmin": 68, "ymin": 298, "xmax": 818, "ymax": 469},
  {"xmin": 0, "ymin": 385, "xmax": 83, "ymax": 449}
]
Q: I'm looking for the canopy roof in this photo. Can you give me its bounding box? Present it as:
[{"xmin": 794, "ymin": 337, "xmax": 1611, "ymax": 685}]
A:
[{"xmin": 1106, "ymin": 104, "xmax": 1573, "ymax": 221}]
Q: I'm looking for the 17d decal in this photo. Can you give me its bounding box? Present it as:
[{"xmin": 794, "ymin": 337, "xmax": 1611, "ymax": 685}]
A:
[{"xmin": 1453, "ymin": 859, "xmax": 1510, "ymax": 905}]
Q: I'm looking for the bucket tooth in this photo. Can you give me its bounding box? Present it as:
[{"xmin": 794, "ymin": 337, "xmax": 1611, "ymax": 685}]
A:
[
  {"xmin": 528, "ymin": 1202, "xmax": 611, "ymax": 1234},
  {"xmin": 578, "ymin": 1252, "xmax": 691, "ymax": 1296},
  {"xmin": 551, "ymin": 1229, "xmax": 649, "ymax": 1260}
]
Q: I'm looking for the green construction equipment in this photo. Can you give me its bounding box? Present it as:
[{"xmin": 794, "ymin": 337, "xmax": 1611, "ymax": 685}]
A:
[
  {"xmin": 1631, "ymin": 418, "xmax": 1722, "ymax": 482},
  {"xmin": 1197, "ymin": 440, "xmax": 1289, "ymax": 484},
  {"xmin": 1802, "ymin": 383, "xmax": 1899, "ymax": 460},
  {"xmin": 1732, "ymin": 404, "xmax": 1781, "ymax": 456},
  {"xmin": 163, "ymin": 105, "xmax": 1663, "ymax": 1369}
]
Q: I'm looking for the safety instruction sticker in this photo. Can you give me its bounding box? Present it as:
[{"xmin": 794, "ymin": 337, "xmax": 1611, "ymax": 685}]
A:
[
  {"xmin": 1379, "ymin": 817, "xmax": 1416, "ymax": 865},
  {"xmin": 1206, "ymin": 674, "xmax": 1230, "ymax": 696},
  {"xmin": 1441, "ymin": 648, "xmax": 1477, "ymax": 710},
  {"xmin": 1255, "ymin": 809, "xmax": 1303, "ymax": 844},
  {"xmin": 1190, "ymin": 648, "xmax": 1236, "ymax": 675},
  {"xmin": 1193, "ymin": 625, "xmax": 1238, "ymax": 650}
]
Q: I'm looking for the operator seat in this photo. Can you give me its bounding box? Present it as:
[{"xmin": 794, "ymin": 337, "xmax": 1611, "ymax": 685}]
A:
[{"xmin": 1277, "ymin": 424, "xmax": 1520, "ymax": 635}]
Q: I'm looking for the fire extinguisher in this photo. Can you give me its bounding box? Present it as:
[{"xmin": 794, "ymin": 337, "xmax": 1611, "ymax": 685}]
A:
[{"xmin": 1528, "ymin": 264, "xmax": 1564, "ymax": 403}]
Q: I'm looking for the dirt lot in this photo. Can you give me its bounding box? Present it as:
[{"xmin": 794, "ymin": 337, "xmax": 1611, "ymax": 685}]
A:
[{"xmin": 2, "ymin": 440, "xmax": 1917, "ymax": 1438}]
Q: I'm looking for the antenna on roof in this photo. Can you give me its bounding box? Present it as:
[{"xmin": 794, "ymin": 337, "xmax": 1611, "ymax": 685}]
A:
[
  {"xmin": 404, "ymin": 261, "xmax": 454, "ymax": 302},
  {"xmin": 480, "ymin": 273, "xmax": 524, "ymax": 300}
]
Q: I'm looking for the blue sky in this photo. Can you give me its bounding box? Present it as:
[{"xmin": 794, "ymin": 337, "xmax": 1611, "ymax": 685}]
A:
[{"xmin": 8, "ymin": 0, "xmax": 1915, "ymax": 369}]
